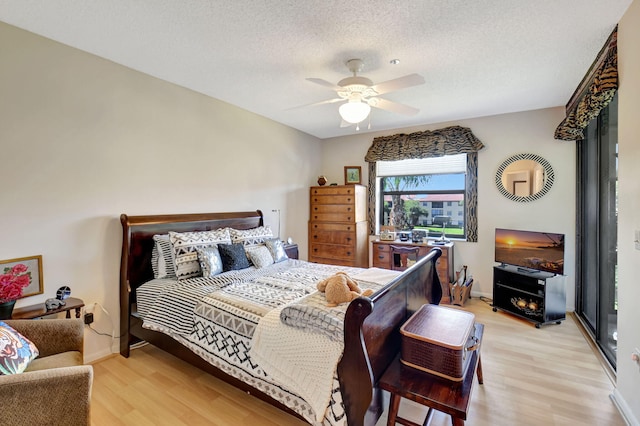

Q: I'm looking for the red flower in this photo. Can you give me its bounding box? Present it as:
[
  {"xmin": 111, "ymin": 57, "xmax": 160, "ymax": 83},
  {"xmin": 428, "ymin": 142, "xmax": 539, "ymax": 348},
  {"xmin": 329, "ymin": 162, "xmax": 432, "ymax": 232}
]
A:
[{"xmin": 0, "ymin": 264, "xmax": 32, "ymax": 303}]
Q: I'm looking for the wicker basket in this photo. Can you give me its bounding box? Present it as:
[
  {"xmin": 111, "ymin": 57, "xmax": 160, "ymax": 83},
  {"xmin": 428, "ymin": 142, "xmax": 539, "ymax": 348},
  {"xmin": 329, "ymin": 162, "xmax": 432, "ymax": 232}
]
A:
[{"xmin": 400, "ymin": 305, "xmax": 477, "ymax": 381}]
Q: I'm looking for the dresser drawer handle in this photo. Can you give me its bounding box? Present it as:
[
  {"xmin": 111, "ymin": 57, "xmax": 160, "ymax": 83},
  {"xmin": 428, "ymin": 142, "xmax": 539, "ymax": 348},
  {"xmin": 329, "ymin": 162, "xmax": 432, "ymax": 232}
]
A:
[
  {"xmin": 314, "ymin": 216, "xmax": 318, "ymax": 220},
  {"xmin": 313, "ymin": 235, "xmax": 317, "ymax": 239},
  {"xmin": 346, "ymin": 237, "xmax": 352, "ymax": 242},
  {"xmin": 347, "ymin": 207, "xmax": 352, "ymax": 212},
  {"xmin": 347, "ymin": 217, "xmax": 351, "ymax": 221},
  {"xmin": 346, "ymin": 252, "xmax": 351, "ymax": 256},
  {"xmin": 314, "ymin": 207, "xmax": 318, "ymax": 211},
  {"xmin": 378, "ymin": 255, "xmax": 385, "ymax": 259},
  {"xmin": 347, "ymin": 198, "xmax": 352, "ymax": 202},
  {"xmin": 313, "ymin": 248, "xmax": 318, "ymax": 252}
]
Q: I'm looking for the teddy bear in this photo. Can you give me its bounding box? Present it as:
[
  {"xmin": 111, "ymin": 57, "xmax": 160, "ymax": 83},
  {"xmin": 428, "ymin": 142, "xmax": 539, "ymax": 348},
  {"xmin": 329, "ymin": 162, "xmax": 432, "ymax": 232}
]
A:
[{"xmin": 316, "ymin": 271, "xmax": 374, "ymax": 307}]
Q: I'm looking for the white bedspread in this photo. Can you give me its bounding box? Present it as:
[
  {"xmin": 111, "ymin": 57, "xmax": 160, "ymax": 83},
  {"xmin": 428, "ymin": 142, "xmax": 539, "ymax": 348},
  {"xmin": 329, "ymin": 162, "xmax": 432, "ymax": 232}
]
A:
[{"xmin": 250, "ymin": 268, "xmax": 400, "ymax": 423}]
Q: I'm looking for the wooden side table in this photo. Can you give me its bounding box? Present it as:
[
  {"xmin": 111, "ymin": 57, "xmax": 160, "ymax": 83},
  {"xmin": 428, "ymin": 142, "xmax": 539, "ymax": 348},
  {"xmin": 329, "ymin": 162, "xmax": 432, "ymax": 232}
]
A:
[
  {"xmin": 11, "ymin": 297, "xmax": 85, "ymax": 319},
  {"xmin": 283, "ymin": 243, "xmax": 299, "ymax": 260},
  {"xmin": 379, "ymin": 323, "xmax": 484, "ymax": 426}
]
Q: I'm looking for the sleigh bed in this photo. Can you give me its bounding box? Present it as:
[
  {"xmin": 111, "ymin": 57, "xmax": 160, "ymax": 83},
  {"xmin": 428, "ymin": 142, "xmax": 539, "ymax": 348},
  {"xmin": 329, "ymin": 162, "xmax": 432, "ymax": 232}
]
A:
[{"xmin": 119, "ymin": 210, "xmax": 442, "ymax": 426}]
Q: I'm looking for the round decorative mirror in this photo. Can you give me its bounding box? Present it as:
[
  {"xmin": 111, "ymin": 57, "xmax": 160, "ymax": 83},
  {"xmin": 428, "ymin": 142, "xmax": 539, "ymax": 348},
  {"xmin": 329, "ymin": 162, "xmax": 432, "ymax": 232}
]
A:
[{"xmin": 495, "ymin": 153, "xmax": 554, "ymax": 202}]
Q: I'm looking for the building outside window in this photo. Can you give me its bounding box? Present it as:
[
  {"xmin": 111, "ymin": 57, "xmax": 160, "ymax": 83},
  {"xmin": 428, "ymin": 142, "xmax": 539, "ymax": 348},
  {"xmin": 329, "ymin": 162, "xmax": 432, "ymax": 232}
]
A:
[{"xmin": 377, "ymin": 155, "xmax": 467, "ymax": 239}]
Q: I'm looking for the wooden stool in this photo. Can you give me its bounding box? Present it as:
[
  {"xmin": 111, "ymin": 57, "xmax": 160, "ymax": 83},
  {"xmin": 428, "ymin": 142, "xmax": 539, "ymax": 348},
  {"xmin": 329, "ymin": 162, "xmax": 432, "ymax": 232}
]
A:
[{"xmin": 379, "ymin": 323, "xmax": 484, "ymax": 426}]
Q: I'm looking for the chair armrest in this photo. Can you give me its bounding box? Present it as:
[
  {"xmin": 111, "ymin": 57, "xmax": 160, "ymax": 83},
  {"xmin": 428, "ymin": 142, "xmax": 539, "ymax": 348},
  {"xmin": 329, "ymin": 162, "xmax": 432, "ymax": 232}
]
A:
[
  {"xmin": 0, "ymin": 365, "xmax": 93, "ymax": 425},
  {"xmin": 4, "ymin": 319, "xmax": 84, "ymax": 357}
]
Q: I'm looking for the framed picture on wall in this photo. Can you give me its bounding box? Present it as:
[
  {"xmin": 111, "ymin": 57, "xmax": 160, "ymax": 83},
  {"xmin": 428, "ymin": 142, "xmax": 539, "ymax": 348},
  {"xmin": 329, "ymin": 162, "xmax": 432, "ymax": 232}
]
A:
[
  {"xmin": 0, "ymin": 255, "xmax": 44, "ymax": 299},
  {"xmin": 344, "ymin": 166, "xmax": 361, "ymax": 185}
]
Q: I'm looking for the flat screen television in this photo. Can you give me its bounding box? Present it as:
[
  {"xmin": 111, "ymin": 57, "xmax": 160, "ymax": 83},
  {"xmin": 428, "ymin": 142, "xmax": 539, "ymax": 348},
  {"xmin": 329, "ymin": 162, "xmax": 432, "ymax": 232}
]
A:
[{"xmin": 495, "ymin": 228, "xmax": 565, "ymax": 275}]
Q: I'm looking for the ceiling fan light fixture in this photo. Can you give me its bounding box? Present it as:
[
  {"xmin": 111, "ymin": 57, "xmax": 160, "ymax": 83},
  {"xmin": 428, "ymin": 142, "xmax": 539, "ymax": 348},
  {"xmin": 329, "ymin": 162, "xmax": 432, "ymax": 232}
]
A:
[{"xmin": 339, "ymin": 100, "xmax": 371, "ymax": 124}]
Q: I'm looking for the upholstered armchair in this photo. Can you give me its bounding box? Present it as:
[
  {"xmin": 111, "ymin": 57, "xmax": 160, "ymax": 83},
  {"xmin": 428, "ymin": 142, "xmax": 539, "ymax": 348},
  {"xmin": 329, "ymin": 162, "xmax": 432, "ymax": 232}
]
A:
[{"xmin": 0, "ymin": 319, "xmax": 93, "ymax": 426}]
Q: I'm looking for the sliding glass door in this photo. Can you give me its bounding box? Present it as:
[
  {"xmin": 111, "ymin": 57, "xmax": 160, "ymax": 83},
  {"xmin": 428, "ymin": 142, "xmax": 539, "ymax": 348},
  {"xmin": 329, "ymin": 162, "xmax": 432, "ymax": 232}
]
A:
[{"xmin": 576, "ymin": 94, "xmax": 618, "ymax": 368}]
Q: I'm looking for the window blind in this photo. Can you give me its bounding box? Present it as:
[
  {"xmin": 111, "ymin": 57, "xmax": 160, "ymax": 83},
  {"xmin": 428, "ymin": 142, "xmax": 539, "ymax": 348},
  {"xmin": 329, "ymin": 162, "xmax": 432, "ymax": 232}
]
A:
[{"xmin": 376, "ymin": 154, "xmax": 467, "ymax": 177}]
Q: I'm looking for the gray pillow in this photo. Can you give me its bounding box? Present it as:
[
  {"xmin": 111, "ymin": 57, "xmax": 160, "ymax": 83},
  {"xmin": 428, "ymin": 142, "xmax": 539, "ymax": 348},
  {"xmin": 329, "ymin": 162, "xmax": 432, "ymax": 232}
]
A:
[
  {"xmin": 246, "ymin": 245, "xmax": 275, "ymax": 269},
  {"xmin": 197, "ymin": 246, "xmax": 223, "ymax": 278},
  {"xmin": 265, "ymin": 238, "xmax": 288, "ymax": 263},
  {"xmin": 218, "ymin": 243, "xmax": 251, "ymax": 272}
]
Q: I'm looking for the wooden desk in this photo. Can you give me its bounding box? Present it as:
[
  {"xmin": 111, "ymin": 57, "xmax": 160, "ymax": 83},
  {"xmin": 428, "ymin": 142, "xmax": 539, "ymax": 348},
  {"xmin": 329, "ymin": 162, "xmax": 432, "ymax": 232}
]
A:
[
  {"xmin": 11, "ymin": 297, "xmax": 85, "ymax": 319},
  {"xmin": 379, "ymin": 323, "xmax": 484, "ymax": 426},
  {"xmin": 372, "ymin": 240, "xmax": 454, "ymax": 303}
]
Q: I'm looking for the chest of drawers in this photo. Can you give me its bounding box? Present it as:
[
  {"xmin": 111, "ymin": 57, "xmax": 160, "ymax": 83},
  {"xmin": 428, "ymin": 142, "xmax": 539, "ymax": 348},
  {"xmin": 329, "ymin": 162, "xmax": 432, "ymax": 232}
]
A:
[{"xmin": 308, "ymin": 185, "xmax": 368, "ymax": 267}]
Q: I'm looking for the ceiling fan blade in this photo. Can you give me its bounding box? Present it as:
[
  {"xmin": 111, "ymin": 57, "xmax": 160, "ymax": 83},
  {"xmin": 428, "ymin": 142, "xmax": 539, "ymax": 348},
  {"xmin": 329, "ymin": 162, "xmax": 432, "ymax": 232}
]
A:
[
  {"xmin": 369, "ymin": 73, "xmax": 425, "ymax": 95},
  {"xmin": 306, "ymin": 78, "xmax": 343, "ymax": 91},
  {"xmin": 368, "ymin": 97, "xmax": 419, "ymax": 116},
  {"xmin": 286, "ymin": 97, "xmax": 344, "ymax": 110}
]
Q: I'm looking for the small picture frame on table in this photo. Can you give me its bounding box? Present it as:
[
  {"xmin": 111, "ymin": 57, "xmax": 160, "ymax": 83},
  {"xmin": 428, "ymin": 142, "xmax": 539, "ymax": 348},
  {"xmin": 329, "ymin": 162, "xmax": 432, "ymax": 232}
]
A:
[
  {"xmin": 344, "ymin": 166, "xmax": 362, "ymax": 185},
  {"xmin": 0, "ymin": 255, "xmax": 44, "ymax": 299}
]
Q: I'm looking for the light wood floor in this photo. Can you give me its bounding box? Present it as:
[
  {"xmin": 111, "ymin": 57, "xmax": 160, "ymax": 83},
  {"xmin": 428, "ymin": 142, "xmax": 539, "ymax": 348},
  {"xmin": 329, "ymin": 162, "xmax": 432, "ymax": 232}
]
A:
[{"xmin": 90, "ymin": 298, "xmax": 624, "ymax": 425}]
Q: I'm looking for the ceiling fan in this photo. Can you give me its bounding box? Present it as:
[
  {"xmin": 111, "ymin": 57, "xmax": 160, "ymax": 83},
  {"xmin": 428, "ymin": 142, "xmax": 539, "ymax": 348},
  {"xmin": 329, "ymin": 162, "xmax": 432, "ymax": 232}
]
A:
[{"xmin": 304, "ymin": 58, "xmax": 425, "ymax": 130}]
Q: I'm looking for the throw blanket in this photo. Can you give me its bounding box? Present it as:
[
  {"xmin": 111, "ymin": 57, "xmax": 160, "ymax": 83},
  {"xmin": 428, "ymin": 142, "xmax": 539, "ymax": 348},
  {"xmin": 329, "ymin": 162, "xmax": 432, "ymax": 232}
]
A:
[
  {"xmin": 280, "ymin": 278, "xmax": 384, "ymax": 342},
  {"xmin": 250, "ymin": 268, "xmax": 401, "ymax": 423}
]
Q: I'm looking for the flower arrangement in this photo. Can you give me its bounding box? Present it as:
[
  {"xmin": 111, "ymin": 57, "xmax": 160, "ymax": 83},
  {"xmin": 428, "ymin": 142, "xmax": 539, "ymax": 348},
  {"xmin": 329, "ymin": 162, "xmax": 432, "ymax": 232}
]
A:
[{"xmin": 0, "ymin": 263, "xmax": 32, "ymax": 303}]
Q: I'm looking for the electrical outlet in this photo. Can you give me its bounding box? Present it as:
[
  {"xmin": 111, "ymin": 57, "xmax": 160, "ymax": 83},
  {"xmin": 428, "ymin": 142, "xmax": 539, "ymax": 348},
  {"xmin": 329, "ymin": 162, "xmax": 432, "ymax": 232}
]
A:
[{"xmin": 84, "ymin": 312, "xmax": 94, "ymax": 325}]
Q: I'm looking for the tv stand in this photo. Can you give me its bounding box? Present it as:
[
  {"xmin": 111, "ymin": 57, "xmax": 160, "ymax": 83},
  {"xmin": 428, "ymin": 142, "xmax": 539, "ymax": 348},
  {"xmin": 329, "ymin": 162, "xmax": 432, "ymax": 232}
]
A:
[
  {"xmin": 515, "ymin": 266, "xmax": 538, "ymax": 274},
  {"xmin": 492, "ymin": 265, "xmax": 565, "ymax": 328}
]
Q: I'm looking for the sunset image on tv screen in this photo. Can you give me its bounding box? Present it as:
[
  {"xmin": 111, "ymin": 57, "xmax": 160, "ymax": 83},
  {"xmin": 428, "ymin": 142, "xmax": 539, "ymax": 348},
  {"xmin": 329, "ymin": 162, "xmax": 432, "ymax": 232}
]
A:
[{"xmin": 495, "ymin": 229, "xmax": 564, "ymax": 274}]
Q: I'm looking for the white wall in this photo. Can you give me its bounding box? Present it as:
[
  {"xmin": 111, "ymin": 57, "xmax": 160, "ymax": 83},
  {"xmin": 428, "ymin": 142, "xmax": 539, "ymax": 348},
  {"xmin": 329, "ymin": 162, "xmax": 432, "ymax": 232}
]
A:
[
  {"xmin": 320, "ymin": 108, "xmax": 577, "ymax": 309},
  {"xmin": 614, "ymin": 2, "xmax": 640, "ymax": 424},
  {"xmin": 0, "ymin": 22, "xmax": 322, "ymax": 361}
]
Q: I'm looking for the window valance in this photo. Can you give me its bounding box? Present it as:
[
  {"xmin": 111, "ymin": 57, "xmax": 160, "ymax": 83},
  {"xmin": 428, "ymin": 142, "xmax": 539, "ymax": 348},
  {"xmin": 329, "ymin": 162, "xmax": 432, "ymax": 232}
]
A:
[
  {"xmin": 364, "ymin": 125, "xmax": 484, "ymax": 162},
  {"xmin": 554, "ymin": 28, "xmax": 618, "ymax": 141}
]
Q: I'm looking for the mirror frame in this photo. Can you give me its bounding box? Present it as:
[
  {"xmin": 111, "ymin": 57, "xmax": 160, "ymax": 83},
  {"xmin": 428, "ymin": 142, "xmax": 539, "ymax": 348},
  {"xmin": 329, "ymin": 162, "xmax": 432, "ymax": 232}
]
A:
[{"xmin": 495, "ymin": 153, "xmax": 555, "ymax": 202}]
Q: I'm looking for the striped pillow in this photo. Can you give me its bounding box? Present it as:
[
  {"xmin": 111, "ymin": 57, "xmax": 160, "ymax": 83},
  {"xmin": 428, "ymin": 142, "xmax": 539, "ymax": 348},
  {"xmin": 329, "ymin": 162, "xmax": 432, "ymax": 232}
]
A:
[
  {"xmin": 169, "ymin": 229, "xmax": 231, "ymax": 280},
  {"xmin": 229, "ymin": 226, "xmax": 273, "ymax": 247},
  {"xmin": 152, "ymin": 234, "xmax": 176, "ymax": 279}
]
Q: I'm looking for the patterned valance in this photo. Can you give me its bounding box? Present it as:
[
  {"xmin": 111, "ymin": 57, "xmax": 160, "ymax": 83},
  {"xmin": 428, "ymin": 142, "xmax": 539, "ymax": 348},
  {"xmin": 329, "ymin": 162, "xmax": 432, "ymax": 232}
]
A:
[
  {"xmin": 364, "ymin": 125, "xmax": 484, "ymax": 162},
  {"xmin": 555, "ymin": 28, "xmax": 618, "ymax": 141}
]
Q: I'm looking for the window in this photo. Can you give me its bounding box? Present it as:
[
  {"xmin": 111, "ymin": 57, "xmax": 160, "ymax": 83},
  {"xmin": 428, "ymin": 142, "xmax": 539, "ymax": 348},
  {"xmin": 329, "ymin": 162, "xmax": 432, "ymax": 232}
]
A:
[{"xmin": 377, "ymin": 154, "xmax": 467, "ymax": 239}]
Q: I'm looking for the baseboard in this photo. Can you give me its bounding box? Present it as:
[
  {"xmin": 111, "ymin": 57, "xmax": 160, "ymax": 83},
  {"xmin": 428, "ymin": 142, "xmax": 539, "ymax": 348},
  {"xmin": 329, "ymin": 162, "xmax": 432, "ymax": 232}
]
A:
[
  {"xmin": 611, "ymin": 389, "xmax": 640, "ymax": 426},
  {"xmin": 570, "ymin": 312, "xmax": 616, "ymax": 384},
  {"xmin": 85, "ymin": 347, "xmax": 115, "ymax": 363}
]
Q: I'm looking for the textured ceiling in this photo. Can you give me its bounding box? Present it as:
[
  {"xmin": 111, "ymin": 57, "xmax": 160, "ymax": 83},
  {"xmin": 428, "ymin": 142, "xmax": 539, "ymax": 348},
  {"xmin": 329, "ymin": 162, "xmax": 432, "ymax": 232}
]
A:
[{"xmin": 0, "ymin": 1, "xmax": 632, "ymax": 139}]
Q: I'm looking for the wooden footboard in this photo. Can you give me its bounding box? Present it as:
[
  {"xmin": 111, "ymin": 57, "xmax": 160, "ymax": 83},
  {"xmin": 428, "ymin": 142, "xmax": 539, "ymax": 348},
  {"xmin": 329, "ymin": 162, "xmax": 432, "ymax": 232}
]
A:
[
  {"xmin": 338, "ymin": 248, "xmax": 442, "ymax": 426},
  {"xmin": 120, "ymin": 211, "xmax": 442, "ymax": 425}
]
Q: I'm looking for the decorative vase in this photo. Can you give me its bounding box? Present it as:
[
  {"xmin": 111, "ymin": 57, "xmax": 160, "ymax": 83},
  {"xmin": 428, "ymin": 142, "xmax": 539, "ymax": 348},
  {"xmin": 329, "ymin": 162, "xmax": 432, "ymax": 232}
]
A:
[
  {"xmin": 0, "ymin": 300, "xmax": 16, "ymax": 320},
  {"xmin": 317, "ymin": 175, "xmax": 327, "ymax": 186}
]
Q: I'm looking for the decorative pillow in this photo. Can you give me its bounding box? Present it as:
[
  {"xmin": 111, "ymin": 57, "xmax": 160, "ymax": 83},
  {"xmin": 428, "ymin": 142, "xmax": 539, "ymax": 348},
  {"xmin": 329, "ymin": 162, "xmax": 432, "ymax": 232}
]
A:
[
  {"xmin": 0, "ymin": 321, "xmax": 39, "ymax": 375},
  {"xmin": 265, "ymin": 238, "xmax": 288, "ymax": 263},
  {"xmin": 152, "ymin": 234, "xmax": 176, "ymax": 279},
  {"xmin": 218, "ymin": 243, "xmax": 251, "ymax": 272},
  {"xmin": 169, "ymin": 229, "xmax": 231, "ymax": 280},
  {"xmin": 229, "ymin": 226, "xmax": 273, "ymax": 247},
  {"xmin": 197, "ymin": 246, "xmax": 224, "ymax": 278},
  {"xmin": 245, "ymin": 245, "xmax": 275, "ymax": 269}
]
